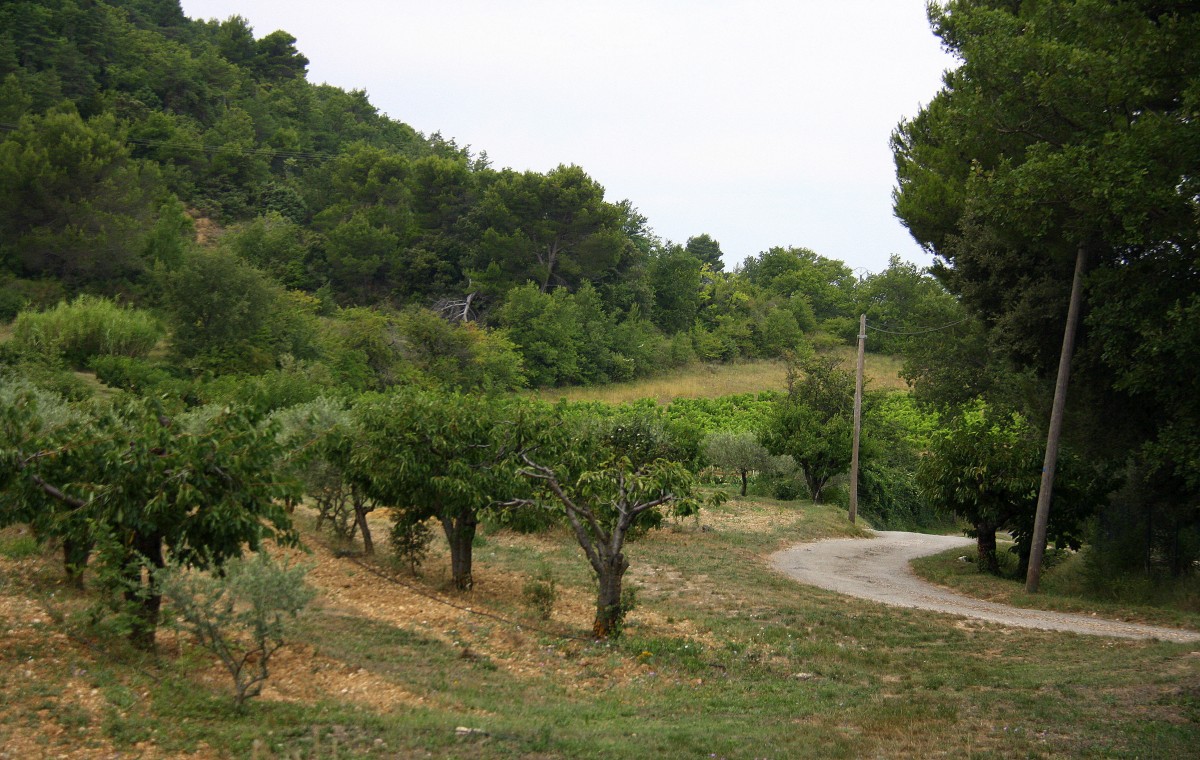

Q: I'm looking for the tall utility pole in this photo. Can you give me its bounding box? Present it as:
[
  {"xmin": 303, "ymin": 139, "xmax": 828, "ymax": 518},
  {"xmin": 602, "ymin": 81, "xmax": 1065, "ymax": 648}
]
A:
[
  {"xmin": 848, "ymin": 314, "xmax": 866, "ymax": 524},
  {"xmin": 1026, "ymin": 243, "xmax": 1089, "ymax": 592}
]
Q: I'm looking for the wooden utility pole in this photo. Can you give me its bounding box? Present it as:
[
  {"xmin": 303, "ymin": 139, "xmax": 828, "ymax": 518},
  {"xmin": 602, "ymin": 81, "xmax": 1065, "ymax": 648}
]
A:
[
  {"xmin": 1025, "ymin": 243, "xmax": 1089, "ymax": 593},
  {"xmin": 849, "ymin": 314, "xmax": 866, "ymax": 524}
]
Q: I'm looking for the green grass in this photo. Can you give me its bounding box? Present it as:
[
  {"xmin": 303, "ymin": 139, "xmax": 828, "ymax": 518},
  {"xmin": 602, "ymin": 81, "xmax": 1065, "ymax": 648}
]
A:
[
  {"xmin": 2, "ymin": 496, "xmax": 1197, "ymax": 758},
  {"xmin": 911, "ymin": 543, "xmax": 1200, "ymax": 631},
  {"xmin": 0, "ymin": 530, "xmax": 40, "ymax": 560}
]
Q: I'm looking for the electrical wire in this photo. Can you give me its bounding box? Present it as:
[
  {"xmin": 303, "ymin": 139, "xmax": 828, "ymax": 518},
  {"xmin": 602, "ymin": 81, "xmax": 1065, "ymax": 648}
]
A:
[{"xmin": 865, "ymin": 317, "xmax": 970, "ymax": 336}]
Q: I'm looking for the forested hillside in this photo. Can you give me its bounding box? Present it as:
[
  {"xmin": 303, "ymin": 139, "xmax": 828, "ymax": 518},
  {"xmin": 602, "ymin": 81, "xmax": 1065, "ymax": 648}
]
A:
[{"xmin": 0, "ymin": 0, "xmax": 960, "ymax": 390}]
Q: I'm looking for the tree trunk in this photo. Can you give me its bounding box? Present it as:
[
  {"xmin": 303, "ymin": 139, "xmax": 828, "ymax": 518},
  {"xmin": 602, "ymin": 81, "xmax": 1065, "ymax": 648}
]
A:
[
  {"xmin": 62, "ymin": 537, "xmax": 90, "ymax": 590},
  {"xmin": 975, "ymin": 523, "xmax": 1000, "ymax": 575},
  {"xmin": 592, "ymin": 551, "xmax": 629, "ymax": 638},
  {"xmin": 353, "ymin": 495, "xmax": 374, "ymax": 556},
  {"xmin": 440, "ymin": 510, "xmax": 477, "ymax": 591},
  {"xmin": 125, "ymin": 531, "xmax": 165, "ymax": 651},
  {"xmin": 739, "ymin": 470, "xmax": 748, "ymax": 497},
  {"xmin": 807, "ymin": 471, "xmax": 825, "ymax": 503},
  {"xmin": 356, "ymin": 507, "xmax": 374, "ymax": 556}
]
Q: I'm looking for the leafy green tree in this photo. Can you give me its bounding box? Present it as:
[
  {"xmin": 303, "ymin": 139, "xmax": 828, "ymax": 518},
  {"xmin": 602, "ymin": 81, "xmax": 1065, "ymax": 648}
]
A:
[
  {"xmin": 916, "ymin": 399, "xmax": 1101, "ymax": 574},
  {"xmin": 470, "ymin": 164, "xmax": 634, "ymax": 294},
  {"xmin": 762, "ymin": 355, "xmax": 855, "ymax": 503},
  {"xmin": 495, "ymin": 283, "xmax": 584, "ymax": 387},
  {"xmin": 853, "ymin": 256, "xmax": 960, "ymax": 354},
  {"xmin": 0, "ymin": 108, "xmax": 166, "ymax": 290},
  {"xmin": 508, "ymin": 407, "xmax": 707, "ymax": 637},
  {"xmin": 685, "ymin": 233, "xmax": 725, "ymax": 272},
  {"xmin": 739, "ymin": 247, "xmax": 855, "ymax": 323},
  {"xmin": 703, "ymin": 431, "xmax": 776, "ymax": 497},
  {"xmin": 250, "ymin": 29, "xmax": 308, "ymax": 82},
  {"xmin": 1, "ymin": 389, "xmax": 298, "ymax": 649},
  {"xmin": 893, "ymin": 0, "xmax": 1200, "ymax": 576},
  {"xmin": 648, "ymin": 243, "xmax": 703, "ymax": 335},
  {"xmin": 160, "ymin": 246, "xmax": 294, "ymax": 373},
  {"xmin": 271, "ymin": 397, "xmax": 379, "ymax": 555},
  {"xmin": 223, "ymin": 212, "xmax": 314, "ymax": 290},
  {"xmin": 351, "ymin": 388, "xmax": 527, "ymax": 590},
  {"xmin": 394, "ymin": 306, "xmax": 526, "ymax": 392},
  {"xmin": 916, "ymin": 401, "xmax": 1042, "ymax": 574}
]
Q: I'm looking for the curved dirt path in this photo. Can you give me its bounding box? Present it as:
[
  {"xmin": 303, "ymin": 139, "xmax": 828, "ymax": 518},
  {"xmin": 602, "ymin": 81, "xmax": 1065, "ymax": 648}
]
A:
[{"xmin": 770, "ymin": 531, "xmax": 1200, "ymax": 643}]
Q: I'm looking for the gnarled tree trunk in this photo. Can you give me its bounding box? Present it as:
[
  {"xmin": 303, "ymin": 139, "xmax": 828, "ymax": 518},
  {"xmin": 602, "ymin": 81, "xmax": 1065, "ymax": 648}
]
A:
[
  {"xmin": 440, "ymin": 510, "xmax": 477, "ymax": 591},
  {"xmin": 592, "ymin": 551, "xmax": 630, "ymax": 638}
]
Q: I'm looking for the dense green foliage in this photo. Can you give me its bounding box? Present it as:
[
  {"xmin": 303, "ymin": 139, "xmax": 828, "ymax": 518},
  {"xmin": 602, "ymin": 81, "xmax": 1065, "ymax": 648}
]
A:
[
  {"xmin": 0, "ymin": 379, "xmax": 299, "ymax": 648},
  {"xmin": 0, "ymin": 1, "xmax": 965, "ymax": 392},
  {"xmin": 893, "ymin": 0, "xmax": 1200, "ymax": 578}
]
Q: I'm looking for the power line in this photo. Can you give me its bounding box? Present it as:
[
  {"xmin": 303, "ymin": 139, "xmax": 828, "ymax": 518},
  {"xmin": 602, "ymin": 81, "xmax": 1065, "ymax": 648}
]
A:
[{"xmin": 865, "ymin": 318, "xmax": 970, "ymax": 336}]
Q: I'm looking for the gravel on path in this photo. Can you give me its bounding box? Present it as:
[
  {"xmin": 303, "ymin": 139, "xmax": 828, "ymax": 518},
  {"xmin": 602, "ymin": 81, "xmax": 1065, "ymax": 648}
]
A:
[{"xmin": 770, "ymin": 530, "xmax": 1200, "ymax": 643}]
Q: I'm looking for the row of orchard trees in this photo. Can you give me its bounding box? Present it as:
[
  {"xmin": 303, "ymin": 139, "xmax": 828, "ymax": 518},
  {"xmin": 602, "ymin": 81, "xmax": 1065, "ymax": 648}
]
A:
[
  {"xmin": 1, "ymin": 374, "xmax": 733, "ymax": 643},
  {"xmin": 2, "ymin": 289, "xmax": 1124, "ymax": 650},
  {"xmin": 8, "ymin": 329, "xmax": 982, "ymax": 645}
]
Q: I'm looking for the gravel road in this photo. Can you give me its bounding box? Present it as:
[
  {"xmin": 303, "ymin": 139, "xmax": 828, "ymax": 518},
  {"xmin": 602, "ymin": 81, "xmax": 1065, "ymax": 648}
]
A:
[{"xmin": 770, "ymin": 530, "xmax": 1200, "ymax": 643}]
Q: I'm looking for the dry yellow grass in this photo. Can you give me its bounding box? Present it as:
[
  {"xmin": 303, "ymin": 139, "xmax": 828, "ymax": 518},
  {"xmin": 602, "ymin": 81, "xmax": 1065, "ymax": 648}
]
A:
[
  {"xmin": 537, "ymin": 351, "xmax": 909, "ymax": 404},
  {"xmin": 537, "ymin": 360, "xmax": 789, "ymax": 404}
]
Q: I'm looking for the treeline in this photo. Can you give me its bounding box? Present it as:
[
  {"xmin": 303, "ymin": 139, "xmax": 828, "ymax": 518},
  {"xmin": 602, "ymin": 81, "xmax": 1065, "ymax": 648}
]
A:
[{"xmin": 893, "ymin": 0, "xmax": 1200, "ymax": 583}]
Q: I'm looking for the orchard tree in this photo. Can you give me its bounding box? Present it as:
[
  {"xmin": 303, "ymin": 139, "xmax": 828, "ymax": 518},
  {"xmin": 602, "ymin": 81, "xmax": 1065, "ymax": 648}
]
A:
[
  {"xmin": 762, "ymin": 354, "xmax": 855, "ymax": 503},
  {"xmin": 351, "ymin": 388, "xmax": 528, "ymax": 590},
  {"xmin": 272, "ymin": 397, "xmax": 379, "ymax": 555},
  {"xmin": 917, "ymin": 401, "xmax": 1041, "ymax": 573},
  {"xmin": 1, "ymin": 385, "xmax": 299, "ymax": 650},
  {"xmin": 916, "ymin": 399, "xmax": 1101, "ymax": 575},
  {"xmin": 703, "ymin": 431, "xmax": 774, "ymax": 497},
  {"xmin": 508, "ymin": 408, "xmax": 708, "ymax": 638}
]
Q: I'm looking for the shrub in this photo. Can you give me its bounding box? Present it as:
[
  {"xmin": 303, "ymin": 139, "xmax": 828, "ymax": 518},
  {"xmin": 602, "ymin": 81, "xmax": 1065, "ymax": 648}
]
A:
[
  {"xmin": 157, "ymin": 552, "xmax": 314, "ymax": 709},
  {"xmin": 10, "ymin": 295, "xmax": 163, "ymax": 368},
  {"xmin": 89, "ymin": 356, "xmax": 174, "ymax": 393},
  {"xmin": 522, "ymin": 569, "xmax": 558, "ymax": 621},
  {"xmin": 390, "ymin": 516, "xmax": 433, "ymax": 575}
]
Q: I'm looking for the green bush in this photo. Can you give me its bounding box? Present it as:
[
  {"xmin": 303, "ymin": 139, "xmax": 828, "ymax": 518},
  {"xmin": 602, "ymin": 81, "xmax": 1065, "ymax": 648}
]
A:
[
  {"xmin": 157, "ymin": 552, "xmax": 314, "ymax": 709},
  {"xmin": 522, "ymin": 569, "xmax": 558, "ymax": 620},
  {"xmin": 389, "ymin": 517, "xmax": 433, "ymax": 575},
  {"xmin": 89, "ymin": 356, "xmax": 175, "ymax": 393},
  {"xmin": 10, "ymin": 295, "xmax": 163, "ymax": 368}
]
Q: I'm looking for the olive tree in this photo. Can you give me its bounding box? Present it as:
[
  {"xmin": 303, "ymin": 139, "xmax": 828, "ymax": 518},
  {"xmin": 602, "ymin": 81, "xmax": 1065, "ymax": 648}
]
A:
[{"xmin": 702, "ymin": 430, "xmax": 774, "ymax": 496}]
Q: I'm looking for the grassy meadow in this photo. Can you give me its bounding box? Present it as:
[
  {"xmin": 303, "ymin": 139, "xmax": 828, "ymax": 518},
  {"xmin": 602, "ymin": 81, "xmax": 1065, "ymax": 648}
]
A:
[
  {"xmin": 2, "ymin": 492, "xmax": 1197, "ymax": 758},
  {"xmin": 537, "ymin": 348, "xmax": 908, "ymax": 405}
]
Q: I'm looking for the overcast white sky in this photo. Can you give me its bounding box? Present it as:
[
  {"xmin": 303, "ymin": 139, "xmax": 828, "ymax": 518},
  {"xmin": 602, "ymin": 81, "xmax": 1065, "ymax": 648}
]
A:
[{"xmin": 181, "ymin": 1, "xmax": 956, "ymax": 274}]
